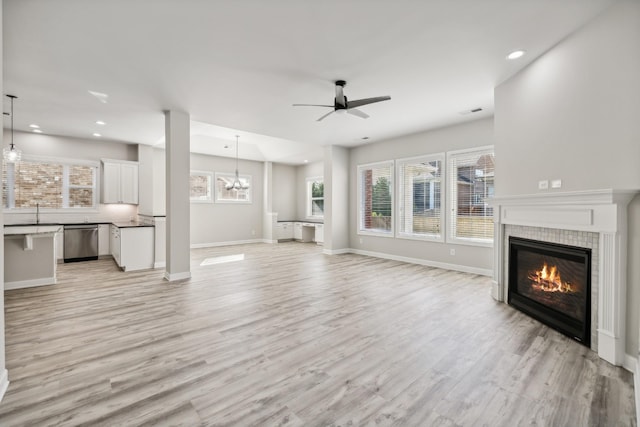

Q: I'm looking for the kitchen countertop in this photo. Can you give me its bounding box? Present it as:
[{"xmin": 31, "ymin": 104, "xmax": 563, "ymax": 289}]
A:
[
  {"xmin": 277, "ymin": 220, "xmax": 324, "ymax": 224},
  {"xmin": 111, "ymin": 221, "xmax": 154, "ymax": 228},
  {"xmin": 4, "ymin": 225, "xmax": 63, "ymax": 235}
]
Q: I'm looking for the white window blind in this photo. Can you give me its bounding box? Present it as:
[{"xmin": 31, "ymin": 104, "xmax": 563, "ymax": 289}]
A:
[
  {"xmin": 397, "ymin": 154, "xmax": 444, "ymax": 240},
  {"xmin": 448, "ymin": 146, "xmax": 495, "ymax": 244},
  {"xmin": 357, "ymin": 161, "xmax": 393, "ymax": 235}
]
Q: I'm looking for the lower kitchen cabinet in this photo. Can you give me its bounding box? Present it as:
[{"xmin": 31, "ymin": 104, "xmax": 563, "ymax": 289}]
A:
[
  {"xmin": 98, "ymin": 224, "xmax": 110, "ymax": 256},
  {"xmin": 314, "ymin": 223, "xmax": 324, "ymax": 244},
  {"xmin": 110, "ymin": 224, "xmax": 154, "ymax": 271},
  {"xmin": 275, "ymin": 222, "xmax": 294, "ymax": 241}
]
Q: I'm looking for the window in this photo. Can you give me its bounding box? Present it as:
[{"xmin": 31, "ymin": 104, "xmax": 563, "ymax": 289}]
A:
[
  {"xmin": 397, "ymin": 154, "xmax": 444, "ymax": 240},
  {"xmin": 306, "ymin": 177, "xmax": 324, "ymax": 218},
  {"xmin": 357, "ymin": 161, "xmax": 393, "ymax": 236},
  {"xmin": 3, "ymin": 156, "xmax": 98, "ymax": 210},
  {"xmin": 190, "ymin": 170, "xmax": 213, "ymax": 203},
  {"xmin": 215, "ymin": 172, "xmax": 251, "ymax": 203},
  {"xmin": 447, "ymin": 146, "xmax": 495, "ymax": 245}
]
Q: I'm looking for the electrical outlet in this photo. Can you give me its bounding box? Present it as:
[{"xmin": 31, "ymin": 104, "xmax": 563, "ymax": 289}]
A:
[
  {"xmin": 538, "ymin": 180, "xmax": 549, "ymax": 190},
  {"xmin": 450, "ymin": 249, "xmax": 456, "ymax": 256},
  {"xmin": 551, "ymin": 179, "xmax": 562, "ymax": 189}
]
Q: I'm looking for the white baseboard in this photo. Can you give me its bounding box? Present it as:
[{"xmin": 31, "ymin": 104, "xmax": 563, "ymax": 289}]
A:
[
  {"xmin": 623, "ymin": 353, "xmax": 637, "ymax": 373},
  {"xmin": 4, "ymin": 276, "xmax": 56, "ymax": 290},
  {"xmin": 323, "ymin": 248, "xmax": 350, "ymax": 255},
  {"xmin": 153, "ymin": 261, "xmax": 166, "ymax": 269},
  {"xmin": 627, "ymin": 355, "xmax": 640, "ymax": 425},
  {"xmin": 191, "ymin": 239, "xmax": 264, "ymax": 249},
  {"xmin": 347, "ymin": 248, "xmax": 492, "ymax": 276},
  {"xmin": 163, "ymin": 271, "xmax": 191, "ymax": 282},
  {"xmin": 0, "ymin": 369, "xmax": 9, "ymax": 403},
  {"xmin": 263, "ymin": 239, "xmax": 278, "ymax": 244}
]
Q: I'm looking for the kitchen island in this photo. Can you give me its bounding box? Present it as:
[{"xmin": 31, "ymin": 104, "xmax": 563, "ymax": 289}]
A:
[{"xmin": 4, "ymin": 225, "xmax": 62, "ymax": 290}]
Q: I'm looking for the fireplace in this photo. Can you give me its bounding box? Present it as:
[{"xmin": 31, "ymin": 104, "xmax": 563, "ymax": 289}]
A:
[{"xmin": 508, "ymin": 236, "xmax": 591, "ymax": 347}]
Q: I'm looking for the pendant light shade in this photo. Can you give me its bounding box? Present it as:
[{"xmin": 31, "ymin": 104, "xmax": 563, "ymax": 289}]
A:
[
  {"xmin": 225, "ymin": 135, "xmax": 249, "ymax": 191},
  {"xmin": 3, "ymin": 94, "xmax": 22, "ymax": 163}
]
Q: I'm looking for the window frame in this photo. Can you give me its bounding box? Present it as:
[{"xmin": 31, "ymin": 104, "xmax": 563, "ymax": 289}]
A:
[
  {"xmin": 306, "ymin": 176, "xmax": 324, "ymax": 219},
  {"xmin": 357, "ymin": 160, "xmax": 394, "ymax": 238},
  {"xmin": 214, "ymin": 172, "xmax": 252, "ymax": 204},
  {"xmin": 3, "ymin": 154, "xmax": 100, "ymax": 213},
  {"xmin": 446, "ymin": 145, "xmax": 495, "ymax": 247},
  {"xmin": 396, "ymin": 153, "xmax": 445, "ymax": 242},
  {"xmin": 189, "ymin": 170, "xmax": 214, "ymax": 204}
]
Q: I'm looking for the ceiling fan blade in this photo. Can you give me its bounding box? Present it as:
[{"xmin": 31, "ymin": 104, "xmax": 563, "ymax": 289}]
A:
[
  {"xmin": 347, "ymin": 108, "xmax": 369, "ymax": 119},
  {"xmin": 347, "ymin": 96, "xmax": 391, "ymax": 109},
  {"xmin": 335, "ymin": 85, "xmax": 346, "ymax": 107},
  {"xmin": 316, "ymin": 110, "xmax": 335, "ymax": 122},
  {"xmin": 292, "ymin": 103, "xmax": 333, "ymax": 107}
]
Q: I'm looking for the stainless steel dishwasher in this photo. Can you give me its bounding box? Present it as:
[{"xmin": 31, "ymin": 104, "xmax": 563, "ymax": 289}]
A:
[{"xmin": 64, "ymin": 224, "xmax": 99, "ymax": 262}]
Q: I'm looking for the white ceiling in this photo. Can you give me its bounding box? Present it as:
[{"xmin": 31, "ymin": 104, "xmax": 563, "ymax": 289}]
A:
[{"xmin": 3, "ymin": 0, "xmax": 616, "ymax": 165}]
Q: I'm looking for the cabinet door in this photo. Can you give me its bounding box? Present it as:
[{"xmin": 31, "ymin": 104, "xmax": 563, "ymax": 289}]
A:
[
  {"xmin": 120, "ymin": 227, "xmax": 154, "ymax": 271},
  {"xmin": 98, "ymin": 224, "xmax": 110, "ymax": 256},
  {"xmin": 110, "ymin": 225, "xmax": 122, "ymax": 266},
  {"xmin": 294, "ymin": 223, "xmax": 303, "ymax": 240},
  {"xmin": 102, "ymin": 162, "xmax": 121, "ymax": 203},
  {"xmin": 315, "ymin": 224, "xmax": 324, "ymax": 244},
  {"xmin": 120, "ymin": 163, "xmax": 139, "ymax": 204}
]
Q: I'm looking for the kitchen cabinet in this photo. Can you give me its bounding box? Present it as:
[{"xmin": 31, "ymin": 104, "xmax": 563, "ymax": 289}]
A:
[
  {"xmin": 294, "ymin": 222, "xmax": 303, "ymax": 240},
  {"xmin": 110, "ymin": 224, "xmax": 154, "ymax": 271},
  {"xmin": 275, "ymin": 222, "xmax": 294, "ymax": 241},
  {"xmin": 98, "ymin": 224, "xmax": 110, "ymax": 256},
  {"xmin": 101, "ymin": 159, "xmax": 139, "ymax": 204},
  {"xmin": 314, "ymin": 224, "xmax": 324, "ymax": 244}
]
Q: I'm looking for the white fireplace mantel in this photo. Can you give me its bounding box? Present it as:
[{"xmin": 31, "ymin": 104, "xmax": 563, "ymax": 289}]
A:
[{"xmin": 490, "ymin": 189, "xmax": 638, "ymax": 366}]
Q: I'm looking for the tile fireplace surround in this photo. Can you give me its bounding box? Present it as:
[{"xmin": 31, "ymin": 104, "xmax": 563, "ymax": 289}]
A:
[{"xmin": 491, "ymin": 189, "xmax": 638, "ymax": 367}]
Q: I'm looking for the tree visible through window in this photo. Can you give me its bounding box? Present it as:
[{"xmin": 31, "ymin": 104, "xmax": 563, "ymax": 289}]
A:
[
  {"xmin": 307, "ymin": 178, "xmax": 324, "ymax": 217},
  {"xmin": 358, "ymin": 161, "xmax": 393, "ymax": 234}
]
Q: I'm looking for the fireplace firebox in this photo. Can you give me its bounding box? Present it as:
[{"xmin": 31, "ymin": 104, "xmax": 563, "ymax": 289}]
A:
[{"xmin": 508, "ymin": 236, "xmax": 591, "ymax": 347}]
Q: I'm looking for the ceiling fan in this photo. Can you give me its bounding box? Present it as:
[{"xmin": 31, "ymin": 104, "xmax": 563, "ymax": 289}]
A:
[{"xmin": 293, "ymin": 80, "xmax": 390, "ymax": 122}]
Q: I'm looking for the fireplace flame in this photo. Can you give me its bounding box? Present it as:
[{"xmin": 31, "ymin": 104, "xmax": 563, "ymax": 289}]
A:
[{"xmin": 528, "ymin": 262, "xmax": 573, "ymax": 293}]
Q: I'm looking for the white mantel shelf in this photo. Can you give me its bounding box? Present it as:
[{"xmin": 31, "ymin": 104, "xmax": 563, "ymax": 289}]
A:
[{"xmin": 491, "ymin": 188, "xmax": 639, "ymax": 367}]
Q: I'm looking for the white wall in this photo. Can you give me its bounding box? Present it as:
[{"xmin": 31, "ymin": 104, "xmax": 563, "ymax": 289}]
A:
[
  {"xmin": 0, "ymin": 3, "xmax": 7, "ymax": 401},
  {"xmin": 272, "ymin": 163, "xmax": 297, "ymax": 221},
  {"xmin": 189, "ymin": 152, "xmax": 264, "ymax": 245},
  {"xmin": 296, "ymin": 161, "xmax": 324, "ymax": 220},
  {"xmin": 494, "ymin": 1, "xmax": 640, "ymax": 354},
  {"xmin": 349, "ymin": 118, "xmax": 494, "ymax": 274},
  {"xmin": 3, "ymin": 131, "xmax": 138, "ymax": 225}
]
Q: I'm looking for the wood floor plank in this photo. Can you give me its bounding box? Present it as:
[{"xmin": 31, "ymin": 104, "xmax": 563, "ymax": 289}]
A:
[{"xmin": 0, "ymin": 242, "xmax": 634, "ymax": 426}]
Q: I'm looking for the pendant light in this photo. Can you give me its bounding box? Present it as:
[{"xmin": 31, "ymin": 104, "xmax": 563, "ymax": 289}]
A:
[
  {"xmin": 225, "ymin": 135, "xmax": 249, "ymax": 191},
  {"xmin": 3, "ymin": 95, "xmax": 22, "ymax": 163}
]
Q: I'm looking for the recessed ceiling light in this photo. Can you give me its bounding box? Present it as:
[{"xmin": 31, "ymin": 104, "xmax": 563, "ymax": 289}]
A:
[
  {"xmin": 92, "ymin": 133, "xmax": 101, "ymax": 137},
  {"xmin": 32, "ymin": 129, "xmax": 43, "ymax": 133},
  {"xmin": 304, "ymin": 160, "xmax": 309, "ymax": 163},
  {"xmin": 95, "ymin": 120, "xmax": 106, "ymax": 125},
  {"xmin": 29, "ymin": 124, "xmax": 40, "ymax": 129},
  {"xmin": 507, "ymin": 50, "xmax": 525, "ymax": 60}
]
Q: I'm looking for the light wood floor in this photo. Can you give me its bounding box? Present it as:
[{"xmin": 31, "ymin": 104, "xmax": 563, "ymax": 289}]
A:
[{"xmin": 0, "ymin": 242, "xmax": 635, "ymax": 426}]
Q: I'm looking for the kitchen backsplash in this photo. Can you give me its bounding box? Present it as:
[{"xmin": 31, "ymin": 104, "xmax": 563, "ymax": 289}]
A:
[{"xmin": 3, "ymin": 203, "xmax": 138, "ymax": 225}]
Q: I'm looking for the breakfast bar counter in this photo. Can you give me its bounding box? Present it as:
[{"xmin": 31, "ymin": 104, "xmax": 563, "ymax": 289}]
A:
[{"xmin": 4, "ymin": 225, "xmax": 62, "ymax": 290}]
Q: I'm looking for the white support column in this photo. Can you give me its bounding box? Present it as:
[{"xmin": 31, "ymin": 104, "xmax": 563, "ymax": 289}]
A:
[
  {"xmin": 323, "ymin": 145, "xmax": 349, "ymax": 255},
  {"xmin": 263, "ymin": 161, "xmax": 277, "ymax": 244},
  {"xmin": 164, "ymin": 110, "xmax": 191, "ymax": 281}
]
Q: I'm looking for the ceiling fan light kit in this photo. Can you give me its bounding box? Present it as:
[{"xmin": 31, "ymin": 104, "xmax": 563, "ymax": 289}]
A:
[{"xmin": 293, "ymin": 80, "xmax": 391, "ymax": 122}]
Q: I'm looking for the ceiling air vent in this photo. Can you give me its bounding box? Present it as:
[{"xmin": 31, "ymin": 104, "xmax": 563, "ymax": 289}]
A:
[{"xmin": 459, "ymin": 107, "xmax": 483, "ymax": 115}]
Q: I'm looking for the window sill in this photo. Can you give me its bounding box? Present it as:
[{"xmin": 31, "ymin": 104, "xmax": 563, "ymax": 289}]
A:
[
  {"xmin": 357, "ymin": 229, "xmax": 395, "ymax": 238},
  {"xmin": 396, "ymin": 233, "xmax": 444, "ymax": 243}
]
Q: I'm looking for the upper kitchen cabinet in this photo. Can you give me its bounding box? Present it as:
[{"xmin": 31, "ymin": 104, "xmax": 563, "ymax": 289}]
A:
[{"xmin": 101, "ymin": 159, "xmax": 139, "ymax": 204}]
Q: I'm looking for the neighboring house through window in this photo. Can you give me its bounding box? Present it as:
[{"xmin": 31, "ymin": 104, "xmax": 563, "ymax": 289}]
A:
[
  {"xmin": 357, "ymin": 161, "xmax": 393, "ymax": 236},
  {"xmin": 3, "ymin": 156, "xmax": 98, "ymax": 210},
  {"xmin": 447, "ymin": 146, "xmax": 495, "ymax": 245},
  {"xmin": 190, "ymin": 170, "xmax": 213, "ymax": 203},
  {"xmin": 306, "ymin": 177, "xmax": 324, "ymax": 218},
  {"xmin": 215, "ymin": 172, "xmax": 252, "ymax": 203},
  {"xmin": 397, "ymin": 154, "xmax": 444, "ymax": 241}
]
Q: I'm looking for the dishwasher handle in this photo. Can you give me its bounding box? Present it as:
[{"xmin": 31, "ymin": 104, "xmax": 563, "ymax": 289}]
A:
[{"xmin": 64, "ymin": 224, "xmax": 99, "ymax": 230}]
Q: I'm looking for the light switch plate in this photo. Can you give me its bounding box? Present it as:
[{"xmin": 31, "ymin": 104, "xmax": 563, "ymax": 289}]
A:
[
  {"xmin": 551, "ymin": 179, "xmax": 562, "ymax": 189},
  {"xmin": 538, "ymin": 180, "xmax": 549, "ymax": 190}
]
